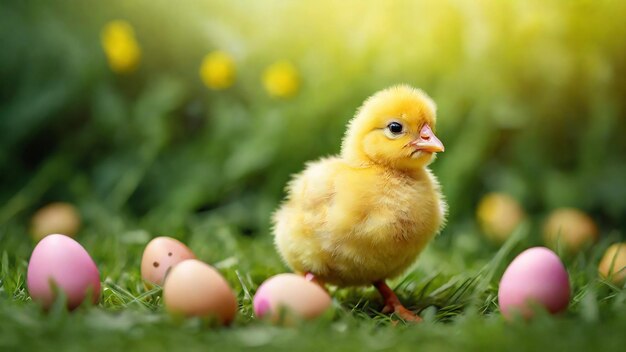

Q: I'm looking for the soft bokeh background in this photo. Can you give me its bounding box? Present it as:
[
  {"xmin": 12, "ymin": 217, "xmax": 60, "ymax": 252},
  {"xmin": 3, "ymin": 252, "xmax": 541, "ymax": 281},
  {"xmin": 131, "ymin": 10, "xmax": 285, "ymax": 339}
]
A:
[
  {"xmin": 1, "ymin": 1, "xmax": 626, "ymax": 349},
  {"xmin": 1, "ymin": 0, "xmax": 625, "ymax": 265}
]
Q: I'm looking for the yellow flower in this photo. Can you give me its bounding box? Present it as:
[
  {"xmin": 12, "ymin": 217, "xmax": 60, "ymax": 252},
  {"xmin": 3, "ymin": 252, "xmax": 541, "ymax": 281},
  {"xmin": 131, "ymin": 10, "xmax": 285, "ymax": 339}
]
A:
[
  {"xmin": 199, "ymin": 51, "xmax": 236, "ymax": 90},
  {"xmin": 101, "ymin": 20, "xmax": 141, "ymax": 74},
  {"xmin": 262, "ymin": 61, "xmax": 299, "ymax": 98}
]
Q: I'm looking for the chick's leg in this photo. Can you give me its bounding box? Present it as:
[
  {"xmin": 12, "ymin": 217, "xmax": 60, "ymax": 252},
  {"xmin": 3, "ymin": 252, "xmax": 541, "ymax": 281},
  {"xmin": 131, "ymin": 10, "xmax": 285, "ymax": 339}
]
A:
[{"xmin": 374, "ymin": 281, "xmax": 422, "ymax": 322}]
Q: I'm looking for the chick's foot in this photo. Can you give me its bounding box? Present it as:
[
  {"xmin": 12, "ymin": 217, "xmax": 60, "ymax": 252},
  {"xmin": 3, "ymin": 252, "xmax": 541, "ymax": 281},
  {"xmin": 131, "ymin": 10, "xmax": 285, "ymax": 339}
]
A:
[
  {"xmin": 304, "ymin": 272, "xmax": 327, "ymax": 290},
  {"xmin": 374, "ymin": 280, "xmax": 423, "ymax": 323}
]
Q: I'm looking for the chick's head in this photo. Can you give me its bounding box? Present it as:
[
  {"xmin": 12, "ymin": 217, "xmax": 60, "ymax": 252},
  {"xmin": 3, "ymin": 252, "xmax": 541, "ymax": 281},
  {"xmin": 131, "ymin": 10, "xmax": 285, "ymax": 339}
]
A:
[{"xmin": 341, "ymin": 85, "xmax": 444, "ymax": 169}]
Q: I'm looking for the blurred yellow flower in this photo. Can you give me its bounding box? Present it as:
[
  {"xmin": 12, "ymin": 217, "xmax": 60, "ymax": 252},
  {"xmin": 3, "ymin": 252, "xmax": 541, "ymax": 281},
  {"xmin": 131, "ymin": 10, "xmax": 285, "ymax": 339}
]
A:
[
  {"xmin": 199, "ymin": 51, "xmax": 236, "ymax": 90},
  {"xmin": 262, "ymin": 61, "xmax": 299, "ymax": 98},
  {"xmin": 101, "ymin": 20, "xmax": 141, "ymax": 74}
]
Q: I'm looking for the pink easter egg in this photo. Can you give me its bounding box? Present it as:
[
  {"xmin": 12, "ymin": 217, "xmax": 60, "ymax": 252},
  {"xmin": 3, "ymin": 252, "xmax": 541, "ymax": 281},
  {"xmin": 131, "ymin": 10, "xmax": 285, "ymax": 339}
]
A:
[
  {"xmin": 253, "ymin": 273, "xmax": 331, "ymax": 323},
  {"xmin": 27, "ymin": 234, "xmax": 101, "ymax": 310},
  {"xmin": 498, "ymin": 247, "xmax": 570, "ymax": 319}
]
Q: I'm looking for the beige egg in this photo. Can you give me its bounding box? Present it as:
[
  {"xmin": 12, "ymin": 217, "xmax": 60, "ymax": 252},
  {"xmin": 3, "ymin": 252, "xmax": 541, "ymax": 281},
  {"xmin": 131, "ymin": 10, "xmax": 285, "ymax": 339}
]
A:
[
  {"xmin": 163, "ymin": 259, "xmax": 237, "ymax": 325},
  {"xmin": 141, "ymin": 237, "xmax": 196, "ymax": 286},
  {"xmin": 30, "ymin": 202, "xmax": 81, "ymax": 242},
  {"xmin": 253, "ymin": 273, "xmax": 331, "ymax": 323},
  {"xmin": 476, "ymin": 193, "xmax": 525, "ymax": 243},
  {"xmin": 543, "ymin": 208, "xmax": 598, "ymax": 254},
  {"xmin": 598, "ymin": 243, "xmax": 626, "ymax": 285}
]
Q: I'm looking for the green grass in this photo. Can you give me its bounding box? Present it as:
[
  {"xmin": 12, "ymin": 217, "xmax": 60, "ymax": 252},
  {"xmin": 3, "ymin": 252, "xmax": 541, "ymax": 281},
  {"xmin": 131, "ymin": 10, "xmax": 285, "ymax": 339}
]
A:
[{"xmin": 1, "ymin": 220, "xmax": 624, "ymax": 352}]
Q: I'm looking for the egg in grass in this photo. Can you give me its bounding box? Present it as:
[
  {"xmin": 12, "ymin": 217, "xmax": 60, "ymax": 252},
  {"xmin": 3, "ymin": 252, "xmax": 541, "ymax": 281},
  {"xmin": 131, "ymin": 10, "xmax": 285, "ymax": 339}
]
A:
[
  {"xmin": 253, "ymin": 273, "xmax": 331, "ymax": 324},
  {"xmin": 27, "ymin": 234, "xmax": 100, "ymax": 310},
  {"xmin": 476, "ymin": 193, "xmax": 525, "ymax": 243},
  {"xmin": 141, "ymin": 236, "xmax": 196, "ymax": 286},
  {"xmin": 543, "ymin": 208, "xmax": 598, "ymax": 254},
  {"xmin": 498, "ymin": 247, "xmax": 570, "ymax": 320},
  {"xmin": 598, "ymin": 243, "xmax": 626, "ymax": 285},
  {"xmin": 163, "ymin": 259, "xmax": 237, "ymax": 325},
  {"xmin": 30, "ymin": 202, "xmax": 81, "ymax": 242}
]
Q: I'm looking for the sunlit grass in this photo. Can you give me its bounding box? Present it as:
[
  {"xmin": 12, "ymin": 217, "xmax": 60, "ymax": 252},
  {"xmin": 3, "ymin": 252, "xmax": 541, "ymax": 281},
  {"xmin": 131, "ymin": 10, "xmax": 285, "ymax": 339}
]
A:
[{"xmin": 1, "ymin": 217, "xmax": 624, "ymax": 350}]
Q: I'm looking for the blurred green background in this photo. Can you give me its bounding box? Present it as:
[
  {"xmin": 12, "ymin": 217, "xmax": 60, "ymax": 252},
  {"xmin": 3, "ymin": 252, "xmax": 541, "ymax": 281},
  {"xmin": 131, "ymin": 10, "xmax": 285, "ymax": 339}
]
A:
[
  {"xmin": 2, "ymin": 2, "xmax": 626, "ymax": 350},
  {"xmin": 1, "ymin": 0, "xmax": 625, "ymax": 246}
]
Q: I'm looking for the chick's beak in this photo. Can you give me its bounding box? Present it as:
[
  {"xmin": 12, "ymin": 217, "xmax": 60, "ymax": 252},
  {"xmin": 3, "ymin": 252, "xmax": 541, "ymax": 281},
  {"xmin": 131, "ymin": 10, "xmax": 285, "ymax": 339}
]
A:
[{"xmin": 410, "ymin": 124, "xmax": 445, "ymax": 153}]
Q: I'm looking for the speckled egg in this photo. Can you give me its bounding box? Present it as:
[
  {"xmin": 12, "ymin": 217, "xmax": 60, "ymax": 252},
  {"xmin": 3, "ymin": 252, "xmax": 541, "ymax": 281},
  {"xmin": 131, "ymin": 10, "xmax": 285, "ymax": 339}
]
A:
[
  {"xmin": 141, "ymin": 236, "xmax": 196, "ymax": 286},
  {"xmin": 27, "ymin": 234, "xmax": 100, "ymax": 310},
  {"xmin": 163, "ymin": 259, "xmax": 237, "ymax": 325},
  {"xmin": 498, "ymin": 247, "xmax": 570, "ymax": 319},
  {"xmin": 30, "ymin": 202, "xmax": 81, "ymax": 242},
  {"xmin": 598, "ymin": 243, "xmax": 626, "ymax": 285},
  {"xmin": 543, "ymin": 208, "xmax": 598, "ymax": 254},
  {"xmin": 253, "ymin": 273, "xmax": 331, "ymax": 323}
]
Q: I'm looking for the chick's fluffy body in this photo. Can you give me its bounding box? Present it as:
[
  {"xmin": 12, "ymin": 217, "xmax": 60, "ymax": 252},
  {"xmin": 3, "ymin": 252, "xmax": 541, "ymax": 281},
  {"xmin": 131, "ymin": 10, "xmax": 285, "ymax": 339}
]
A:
[{"xmin": 274, "ymin": 85, "xmax": 446, "ymax": 286}]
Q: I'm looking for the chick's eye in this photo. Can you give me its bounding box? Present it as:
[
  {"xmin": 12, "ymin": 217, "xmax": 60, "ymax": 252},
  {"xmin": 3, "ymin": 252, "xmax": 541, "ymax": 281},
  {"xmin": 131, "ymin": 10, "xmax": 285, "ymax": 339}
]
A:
[{"xmin": 387, "ymin": 122, "xmax": 403, "ymax": 134}]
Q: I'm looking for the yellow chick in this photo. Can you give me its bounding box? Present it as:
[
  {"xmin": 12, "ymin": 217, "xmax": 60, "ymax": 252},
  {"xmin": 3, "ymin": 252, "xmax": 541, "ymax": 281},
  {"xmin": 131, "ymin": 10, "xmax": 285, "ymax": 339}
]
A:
[{"xmin": 273, "ymin": 85, "xmax": 446, "ymax": 321}]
